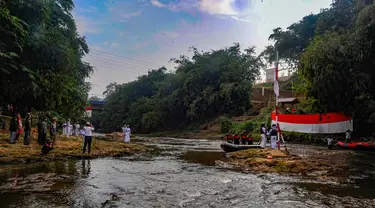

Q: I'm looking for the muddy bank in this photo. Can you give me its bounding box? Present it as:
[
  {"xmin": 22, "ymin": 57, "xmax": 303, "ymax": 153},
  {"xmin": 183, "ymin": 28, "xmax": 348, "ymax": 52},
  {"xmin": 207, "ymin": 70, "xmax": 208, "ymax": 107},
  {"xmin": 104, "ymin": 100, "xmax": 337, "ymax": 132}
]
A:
[
  {"xmin": 0, "ymin": 134, "xmax": 148, "ymax": 164},
  {"xmin": 218, "ymin": 146, "xmax": 354, "ymax": 180}
]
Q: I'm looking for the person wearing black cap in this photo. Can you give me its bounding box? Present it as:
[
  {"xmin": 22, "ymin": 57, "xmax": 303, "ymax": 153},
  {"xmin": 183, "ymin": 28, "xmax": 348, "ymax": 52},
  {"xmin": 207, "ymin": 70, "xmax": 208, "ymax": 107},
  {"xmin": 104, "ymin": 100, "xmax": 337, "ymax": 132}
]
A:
[{"xmin": 269, "ymin": 124, "xmax": 278, "ymax": 149}]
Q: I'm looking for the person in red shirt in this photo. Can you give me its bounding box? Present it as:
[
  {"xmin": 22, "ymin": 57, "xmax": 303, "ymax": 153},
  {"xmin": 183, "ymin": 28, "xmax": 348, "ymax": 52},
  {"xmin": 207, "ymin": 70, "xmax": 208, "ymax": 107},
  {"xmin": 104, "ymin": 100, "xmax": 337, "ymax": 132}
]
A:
[
  {"xmin": 247, "ymin": 133, "xmax": 254, "ymax": 145},
  {"xmin": 241, "ymin": 132, "xmax": 247, "ymax": 145},
  {"xmin": 233, "ymin": 133, "xmax": 240, "ymax": 145},
  {"xmin": 226, "ymin": 133, "xmax": 233, "ymax": 143},
  {"xmin": 15, "ymin": 113, "xmax": 23, "ymax": 142}
]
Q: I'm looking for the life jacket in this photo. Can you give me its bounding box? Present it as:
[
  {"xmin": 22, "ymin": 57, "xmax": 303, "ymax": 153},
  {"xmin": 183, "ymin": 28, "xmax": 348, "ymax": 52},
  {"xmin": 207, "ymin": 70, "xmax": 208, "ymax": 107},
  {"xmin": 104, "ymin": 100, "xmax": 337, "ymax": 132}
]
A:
[
  {"xmin": 234, "ymin": 135, "xmax": 240, "ymax": 139},
  {"xmin": 248, "ymin": 136, "xmax": 253, "ymax": 141},
  {"xmin": 227, "ymin": 135, "xmax": 233, "ymax": 139},
  {"xmin": 241, "ymin": 135, "xmax": 247, "ymax": 139},
  {"xmin": 260, "ymin": 126, "xmax": 265, "ymax": 134},
  {"xmin": 270, "ymin": 128, "xmax": 278, "ymax": 136}
]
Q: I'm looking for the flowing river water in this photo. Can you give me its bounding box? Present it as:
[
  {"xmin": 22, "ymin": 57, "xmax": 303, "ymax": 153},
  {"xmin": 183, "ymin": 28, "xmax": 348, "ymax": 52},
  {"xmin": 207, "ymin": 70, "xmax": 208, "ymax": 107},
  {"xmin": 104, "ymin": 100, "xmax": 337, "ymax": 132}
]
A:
[{"xmin": 0, "ymin": 137, "xmax": 375, "ymax": 208}]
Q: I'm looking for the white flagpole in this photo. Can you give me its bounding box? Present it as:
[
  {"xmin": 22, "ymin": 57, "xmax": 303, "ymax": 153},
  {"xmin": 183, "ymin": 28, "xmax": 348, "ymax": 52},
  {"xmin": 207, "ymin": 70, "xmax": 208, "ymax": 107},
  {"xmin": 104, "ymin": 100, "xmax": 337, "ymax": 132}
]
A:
[{"xmin": 275, "ymin": 51, "xmax": 279, "ymax": 143}]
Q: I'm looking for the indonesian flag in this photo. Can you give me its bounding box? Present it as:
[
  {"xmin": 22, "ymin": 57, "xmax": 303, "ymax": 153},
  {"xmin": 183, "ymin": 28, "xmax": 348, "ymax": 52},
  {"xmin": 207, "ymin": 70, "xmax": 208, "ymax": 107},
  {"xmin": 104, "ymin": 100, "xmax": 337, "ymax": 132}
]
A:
[{"xmin": 273, "ymin": 63, "xmax": 279, "ymax": 97}]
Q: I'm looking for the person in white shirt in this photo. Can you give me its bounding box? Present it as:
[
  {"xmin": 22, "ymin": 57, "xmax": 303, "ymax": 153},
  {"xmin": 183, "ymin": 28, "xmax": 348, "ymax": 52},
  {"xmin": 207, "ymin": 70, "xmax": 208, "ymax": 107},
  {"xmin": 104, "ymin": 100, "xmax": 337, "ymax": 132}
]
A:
[
  {"xmin": 345, "ymin": 130, "xmax": 352, "ymax": 143},
  {"xmin": 62, "ymin": 122, "xmax": 67, "ymax": 136},
  {"xmin": 260, "ymin": 124, "xmax": 268, "ymax": 148},
  {"xmin": 83, "ymin": 122, "xmax": 95, "ymax": 154},
  {"xmin": 124, "ymin": 125, "xmax": 131, "ymax": 143},
  {"xmin": 74, "ymin": 123, "xmax": 80, "ymax": 136},
  {"xmin": 67, "ymin": 120, "xmax": 72, "ymax": 137}
]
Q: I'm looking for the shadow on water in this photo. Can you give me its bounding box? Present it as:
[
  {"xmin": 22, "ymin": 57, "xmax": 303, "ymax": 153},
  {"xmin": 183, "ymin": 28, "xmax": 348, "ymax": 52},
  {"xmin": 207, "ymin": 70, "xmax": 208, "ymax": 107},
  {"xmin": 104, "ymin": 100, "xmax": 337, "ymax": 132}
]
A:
[
  {"xmin": 294, "ymin": 150, "xmax": 375, "ymax": 199},
  {"xmin": 180, "ymin": 151, "xmax": 225, "ymax": 166}
]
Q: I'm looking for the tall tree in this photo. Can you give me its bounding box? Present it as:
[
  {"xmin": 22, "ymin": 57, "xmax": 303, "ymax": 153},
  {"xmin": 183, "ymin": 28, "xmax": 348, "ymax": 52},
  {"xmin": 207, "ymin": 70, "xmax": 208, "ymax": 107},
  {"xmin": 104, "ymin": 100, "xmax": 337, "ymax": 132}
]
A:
[{"xmin": 0, "ymin": 0, "xmax": 93, "ymax": 120}]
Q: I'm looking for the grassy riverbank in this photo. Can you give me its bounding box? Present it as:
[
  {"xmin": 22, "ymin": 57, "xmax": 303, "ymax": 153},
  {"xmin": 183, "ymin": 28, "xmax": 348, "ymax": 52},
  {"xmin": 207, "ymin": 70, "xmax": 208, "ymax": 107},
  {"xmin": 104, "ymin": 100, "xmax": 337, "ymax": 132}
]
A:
[
  {"xmin": 0, "ymin": 133, "xmax": 148, "ymax": 164},
  {"xmin": 218, "ymin": 147, "xmax": 352, "ymax": 179}
]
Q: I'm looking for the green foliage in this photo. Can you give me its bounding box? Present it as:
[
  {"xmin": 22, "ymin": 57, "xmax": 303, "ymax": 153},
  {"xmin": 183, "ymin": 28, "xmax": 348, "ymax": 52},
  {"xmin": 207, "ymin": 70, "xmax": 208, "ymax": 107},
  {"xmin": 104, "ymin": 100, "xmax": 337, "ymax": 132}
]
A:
[
  {"xmin": 231, "ymin": 120, "xmax": 259, "ymax": 134},
  {"xmin": 100, "ymin": 44, "xmax": 261, "ymax": 133},
  {"xmin": 220, "ymin": 117, "xmax": 232, "ymax": 133},
  {"xmin": 262, "ymin": 0, "xmax": 375, "ymax": 136},
  {"xmin": 0, "ymin": 0, "xmax": 93, "ymax": 120}
]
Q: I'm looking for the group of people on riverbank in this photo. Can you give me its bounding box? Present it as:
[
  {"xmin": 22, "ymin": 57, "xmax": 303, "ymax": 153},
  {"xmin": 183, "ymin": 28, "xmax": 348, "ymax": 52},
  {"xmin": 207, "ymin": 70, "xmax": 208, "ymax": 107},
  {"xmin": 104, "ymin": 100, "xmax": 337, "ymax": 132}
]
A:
[
  {"xmin": 61, "ymin": 121, "xmax": 82, "ymax": 137},
  {"xmin": 6, "ymin": 112, "xmax": 98, "ymax": 154},
  {"xmin": 224, "ymin": 123, "xmax": 280, "ymax": 149}
]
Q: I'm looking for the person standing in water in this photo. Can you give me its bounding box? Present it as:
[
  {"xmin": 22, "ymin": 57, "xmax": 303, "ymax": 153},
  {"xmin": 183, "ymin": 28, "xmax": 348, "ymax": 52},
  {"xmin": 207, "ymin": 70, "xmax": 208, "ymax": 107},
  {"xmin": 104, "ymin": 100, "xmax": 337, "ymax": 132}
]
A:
[
  {"xmin": 260, "ymin": 124, "xmax": 267, "ymax": 148},
  {"xmin": 83, "ymin": 122, "xmax": 94, "ymax": 154},
  {"xmin": 124, "ymin": 125, "xmax": 131, "ymax": 143}
]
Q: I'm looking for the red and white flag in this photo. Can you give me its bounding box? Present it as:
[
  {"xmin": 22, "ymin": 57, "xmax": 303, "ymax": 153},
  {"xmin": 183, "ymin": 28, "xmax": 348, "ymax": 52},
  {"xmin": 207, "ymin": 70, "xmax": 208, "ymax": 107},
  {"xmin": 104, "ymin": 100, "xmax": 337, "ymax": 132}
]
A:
[{"xmin": 273, "ymin": 63, "xmax": 279, "ymax": 97}]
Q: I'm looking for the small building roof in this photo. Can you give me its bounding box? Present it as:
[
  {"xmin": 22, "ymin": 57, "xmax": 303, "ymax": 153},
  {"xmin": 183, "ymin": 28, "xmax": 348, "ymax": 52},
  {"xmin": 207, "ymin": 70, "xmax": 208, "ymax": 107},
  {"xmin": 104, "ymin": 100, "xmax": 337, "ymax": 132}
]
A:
[{"xmin": 277, "ymin": 97, "xmax": 299, "ymax": 104}]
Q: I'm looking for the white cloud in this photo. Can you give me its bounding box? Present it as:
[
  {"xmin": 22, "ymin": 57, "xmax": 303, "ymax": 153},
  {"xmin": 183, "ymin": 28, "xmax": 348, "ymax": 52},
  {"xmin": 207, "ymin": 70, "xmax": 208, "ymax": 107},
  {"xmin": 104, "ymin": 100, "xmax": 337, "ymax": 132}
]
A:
[
  {"xmin": 74, "ymin": 15, "xmax": 101, "ymax": 36},
  {"xmin": 150, "ymin": 0, "xmax": 252, "ymax": 22},
  {"xmin": 121, "ymin": 10, "xmax": 142, "ymax": 19},
  {"xmin": 199, "ymin": 0, "xmax": 237, "ymax": 15},
  {"xmin": 151, "ymin": 0, "xmax": 165, "ymax": 8}
]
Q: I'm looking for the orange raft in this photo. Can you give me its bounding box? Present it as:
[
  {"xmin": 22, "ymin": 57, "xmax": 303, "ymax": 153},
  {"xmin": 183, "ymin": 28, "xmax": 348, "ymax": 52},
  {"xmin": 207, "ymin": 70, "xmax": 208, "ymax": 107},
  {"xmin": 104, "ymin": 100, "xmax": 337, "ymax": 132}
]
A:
[{"xmin": 336, "ymin": 141, "xmax": 375, "ymax": 151}]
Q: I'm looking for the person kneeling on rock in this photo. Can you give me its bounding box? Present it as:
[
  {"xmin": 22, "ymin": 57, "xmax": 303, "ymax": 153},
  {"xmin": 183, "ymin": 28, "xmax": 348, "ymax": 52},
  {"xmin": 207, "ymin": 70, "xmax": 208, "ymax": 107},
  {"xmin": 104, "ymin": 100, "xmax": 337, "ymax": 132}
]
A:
[{"xmin": 42, "ymin": 139, "xmax": 54, "ymax": 155}]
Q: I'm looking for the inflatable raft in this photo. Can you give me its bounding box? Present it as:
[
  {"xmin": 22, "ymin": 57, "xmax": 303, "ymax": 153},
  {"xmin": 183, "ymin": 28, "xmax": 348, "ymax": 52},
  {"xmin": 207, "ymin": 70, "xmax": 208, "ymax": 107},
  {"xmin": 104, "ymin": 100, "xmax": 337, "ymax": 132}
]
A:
[
  {"xmin": 336, "ymin": 141, "xmax": 375, "ymax": 151},
  {"xmin": 220, "ymin": 143, "xmax": 263, "ymax": 153}
]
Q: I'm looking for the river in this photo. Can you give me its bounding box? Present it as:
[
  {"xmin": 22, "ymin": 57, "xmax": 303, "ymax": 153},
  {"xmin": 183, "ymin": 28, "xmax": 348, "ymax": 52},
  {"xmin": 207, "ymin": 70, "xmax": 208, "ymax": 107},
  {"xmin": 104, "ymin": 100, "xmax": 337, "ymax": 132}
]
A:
[{"xmin": 0, "ymin": 137, "xmax": 374, "ymax": 208}]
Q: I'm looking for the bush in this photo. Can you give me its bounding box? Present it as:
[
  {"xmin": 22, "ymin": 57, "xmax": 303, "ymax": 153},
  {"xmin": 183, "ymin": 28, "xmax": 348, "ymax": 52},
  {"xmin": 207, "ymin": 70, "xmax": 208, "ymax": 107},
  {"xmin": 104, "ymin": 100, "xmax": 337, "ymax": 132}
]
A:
[{"xmin": 220, "ymin": 116, "xmax": 232, "ymax": 133}]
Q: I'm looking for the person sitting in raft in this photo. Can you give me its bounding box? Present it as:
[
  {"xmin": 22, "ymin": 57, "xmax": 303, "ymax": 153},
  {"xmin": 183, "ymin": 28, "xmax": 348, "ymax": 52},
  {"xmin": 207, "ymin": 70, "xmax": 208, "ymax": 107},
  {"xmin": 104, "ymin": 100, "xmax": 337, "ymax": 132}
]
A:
[
  {"xmin": 241, "ymin": 132, "xmax": 247, "ymax": 145},
  {"xmin": 247, "ymin": 133, "xmax": 254, "ymax": 145},
  {"xmin": 227, "ymin": 133, "xmax": 233, "ymax": 143},
  {"xmin": 260, "ymin": 124, "xmax": 267, "ymax": 148},
  {"xmin": 345, "ymin": 129, "xmax": 352, "ymax": 143},
  {"xmin": 233, "ymin": 133, "xmax": 240, "ymax": 145}
]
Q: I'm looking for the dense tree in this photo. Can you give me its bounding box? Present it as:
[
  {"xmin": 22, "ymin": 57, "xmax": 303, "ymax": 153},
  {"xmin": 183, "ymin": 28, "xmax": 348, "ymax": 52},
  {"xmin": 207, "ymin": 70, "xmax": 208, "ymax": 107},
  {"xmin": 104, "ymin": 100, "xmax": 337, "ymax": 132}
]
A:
[
  {"xmin": 262, "ymin": 0, "xmax": 375, "ymax": 135},
  {"xmin": 99, "ymin": 44, "xmax": 261, "ymax": 133},
  {"xmin": 0, "ymin": 0, "xmax": 93, "ymax": 120}
]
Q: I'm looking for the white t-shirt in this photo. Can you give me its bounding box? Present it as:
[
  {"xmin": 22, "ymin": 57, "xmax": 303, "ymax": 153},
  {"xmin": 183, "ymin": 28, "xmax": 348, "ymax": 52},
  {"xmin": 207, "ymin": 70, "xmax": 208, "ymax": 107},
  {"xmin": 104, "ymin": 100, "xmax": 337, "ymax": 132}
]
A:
[{"xmin": 84, "ymin": 126, "xmax": 95, "ymax": 136}]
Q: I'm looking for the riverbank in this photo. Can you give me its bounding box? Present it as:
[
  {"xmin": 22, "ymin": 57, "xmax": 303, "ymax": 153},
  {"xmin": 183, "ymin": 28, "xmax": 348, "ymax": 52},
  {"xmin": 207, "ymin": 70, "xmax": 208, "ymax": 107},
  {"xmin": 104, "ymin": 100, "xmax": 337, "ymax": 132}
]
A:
[
  {"xmin": 0, "ymin": 134, "xmax": 148, "ymax": 164},
  {"xmin": 218, "ymin": 146, "xmax": 353, "ymax": 180}
]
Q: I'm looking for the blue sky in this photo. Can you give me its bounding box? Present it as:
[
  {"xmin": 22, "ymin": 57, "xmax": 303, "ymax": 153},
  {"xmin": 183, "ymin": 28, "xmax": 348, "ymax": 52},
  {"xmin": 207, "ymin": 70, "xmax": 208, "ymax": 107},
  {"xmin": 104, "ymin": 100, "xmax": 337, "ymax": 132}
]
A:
[{"xmin": 73, "ymin": 0, "xmax": 332, "ymax": 97}]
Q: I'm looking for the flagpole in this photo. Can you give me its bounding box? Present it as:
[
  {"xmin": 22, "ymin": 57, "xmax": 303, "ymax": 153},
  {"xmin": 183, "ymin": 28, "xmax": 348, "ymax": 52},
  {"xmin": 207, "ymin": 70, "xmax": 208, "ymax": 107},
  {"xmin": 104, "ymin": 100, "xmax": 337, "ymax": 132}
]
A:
[
  {"xmin": 275, "ymin": 51, "xmax": 279, "ymax": 139},
  {"xmin": 275, "ymin": 51, "xmax": 284, "ymax": 150}
]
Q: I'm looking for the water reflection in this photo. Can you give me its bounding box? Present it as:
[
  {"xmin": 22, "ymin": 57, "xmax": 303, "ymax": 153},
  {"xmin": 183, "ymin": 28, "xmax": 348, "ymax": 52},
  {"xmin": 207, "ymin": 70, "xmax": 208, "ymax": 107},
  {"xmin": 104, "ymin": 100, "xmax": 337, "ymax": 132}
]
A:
[
  {"xmin": 80, "ymin": 159, "xmax": 91, "ymax": 178},
  {"xmin": 0, "ymin": 138, "xmax": 374, "ymax": 207}
]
